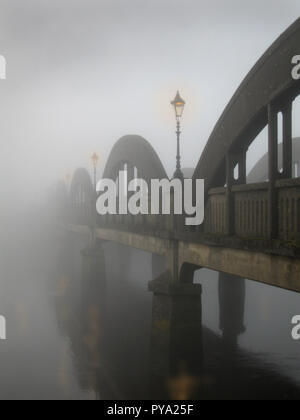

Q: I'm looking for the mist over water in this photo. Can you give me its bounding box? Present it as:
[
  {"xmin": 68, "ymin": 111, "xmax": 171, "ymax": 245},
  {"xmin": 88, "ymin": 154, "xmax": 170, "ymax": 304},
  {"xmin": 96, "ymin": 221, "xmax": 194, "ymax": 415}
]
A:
[{"xmin": 0, "ymin": 211, "xmax": 300, "ymax": 399}]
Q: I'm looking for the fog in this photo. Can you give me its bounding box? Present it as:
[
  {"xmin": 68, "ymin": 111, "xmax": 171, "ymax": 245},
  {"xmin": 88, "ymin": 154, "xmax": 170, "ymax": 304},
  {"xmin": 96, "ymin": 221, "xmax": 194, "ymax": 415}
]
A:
[
  {"xmin": 0, "ymin": 0, "xmax": 300, "ymax": 400},
  {"xmin": 1, "ymin": 0, "xmax": 300, "ymax": 207}
]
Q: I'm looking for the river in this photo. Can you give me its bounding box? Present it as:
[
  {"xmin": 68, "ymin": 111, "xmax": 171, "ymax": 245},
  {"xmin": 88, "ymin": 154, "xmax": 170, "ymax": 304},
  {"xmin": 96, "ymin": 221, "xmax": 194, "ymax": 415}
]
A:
[{"xmin": 0, "ymin": 211, "xmax": 299, "ymax": 400}]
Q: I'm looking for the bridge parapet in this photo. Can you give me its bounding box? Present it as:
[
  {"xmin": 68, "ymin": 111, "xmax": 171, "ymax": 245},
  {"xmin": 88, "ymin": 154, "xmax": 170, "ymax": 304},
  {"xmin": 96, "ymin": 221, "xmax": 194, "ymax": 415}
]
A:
[
  {"xmin": 97, "ymin": 212, "xmax": 177, "ymax": 236},
  {"xmin": 205, "ymin": 178, "xmax": 300, "ymax": 241},
  {"xmin": 60, "ymin": 176, "xmax": 300, "ymax": 250}
]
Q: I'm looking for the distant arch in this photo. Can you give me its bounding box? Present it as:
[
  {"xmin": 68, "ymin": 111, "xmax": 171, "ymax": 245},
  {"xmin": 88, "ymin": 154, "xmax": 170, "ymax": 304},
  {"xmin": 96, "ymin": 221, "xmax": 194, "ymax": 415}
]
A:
[
  {"xmin": 56, "ymin": 180, "xmax": 69, "ymax": 222},
  {"xmin": 103, "ymin": 135, "xmax": 168, "ymax": 183},
  {"xmin": 248, "ymin": 137, "xmax": 300, "ymax": 183},
  {"xmin": 69, "ymin": 168, "xmax": 93, "ymax": 225}
]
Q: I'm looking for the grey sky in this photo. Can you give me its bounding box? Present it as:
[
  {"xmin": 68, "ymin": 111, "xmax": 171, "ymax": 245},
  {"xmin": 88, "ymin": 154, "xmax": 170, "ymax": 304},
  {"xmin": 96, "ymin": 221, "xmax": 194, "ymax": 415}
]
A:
[{"xmin": 0, "ymin": 0, "xmax": 300, "ymax": 203}]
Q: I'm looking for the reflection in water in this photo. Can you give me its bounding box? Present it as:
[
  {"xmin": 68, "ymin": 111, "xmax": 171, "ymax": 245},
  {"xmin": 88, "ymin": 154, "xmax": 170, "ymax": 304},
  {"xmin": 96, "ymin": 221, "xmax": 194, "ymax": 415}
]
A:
[
  {"xmin": 167, "ymin": 368, "xmax": 201, "ymax": 400},
  {"xmin": 148, "ymin": 274, "xmax": 202, "ymax": 399},
  {"xmin": 219, "ymin": 273, "xmax": 245, "ymax": 349},
  {"xmin": 1, "ymin": 222, "xmax": 300, "ymax": 400},
  {"xmin": 51, "ymin": 236, "xmax": 300, "ymax": 400}
]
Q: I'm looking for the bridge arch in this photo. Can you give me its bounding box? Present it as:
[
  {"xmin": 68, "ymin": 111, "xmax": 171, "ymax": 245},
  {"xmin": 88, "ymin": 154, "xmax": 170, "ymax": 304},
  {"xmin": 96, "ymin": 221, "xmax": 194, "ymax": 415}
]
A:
[
  {"xmin": 69, "ymin": 168, "xmax": 93, "ymax": 225},
  {"xmin": 193, "ymin": 18, "xmax": 300, "ymax": 191},
  {"xmin": 55, "ymin": 180, "xmax": 69, "ymax": 222},
  {"xmin": 103, "ymin": 135, "xmax": 168, "ymax": 183}
]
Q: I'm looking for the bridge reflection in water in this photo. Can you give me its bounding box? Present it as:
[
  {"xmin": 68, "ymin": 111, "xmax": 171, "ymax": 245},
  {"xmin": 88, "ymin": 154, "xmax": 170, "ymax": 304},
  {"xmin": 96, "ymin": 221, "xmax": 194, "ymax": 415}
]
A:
[{"xmin": 49, "ymin": 233, "xmax": 300, "ymax": 400}]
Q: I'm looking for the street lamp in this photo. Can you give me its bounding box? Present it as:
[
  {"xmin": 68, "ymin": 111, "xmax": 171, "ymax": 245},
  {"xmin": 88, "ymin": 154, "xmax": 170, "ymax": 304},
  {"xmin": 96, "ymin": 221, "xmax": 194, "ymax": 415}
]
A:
[
  {"xmin": 64, "ymin": 173, "xmax": 71, "ymax": 186},
  {"xmin": 91, "ymin": 152, "xmax": 100, "ymax": 189},
  {"xmin": 171, "ymin": 91, "xmax": 185, "ymax": 179}
]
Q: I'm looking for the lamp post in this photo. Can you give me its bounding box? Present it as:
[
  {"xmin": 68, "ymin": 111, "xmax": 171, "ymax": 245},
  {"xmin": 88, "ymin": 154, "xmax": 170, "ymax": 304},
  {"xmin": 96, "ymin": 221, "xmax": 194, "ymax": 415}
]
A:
[
  {"xmin": 171, "ymin": 91, "xmax": 185, "ymax": 180},
  {"xmin": 91, "ymin": 152, "xmax": 99, "ymax": 190}
]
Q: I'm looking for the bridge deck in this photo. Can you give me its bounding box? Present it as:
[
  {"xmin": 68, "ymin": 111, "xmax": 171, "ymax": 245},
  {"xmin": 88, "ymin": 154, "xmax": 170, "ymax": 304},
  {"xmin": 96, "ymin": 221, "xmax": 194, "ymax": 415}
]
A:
[{"xmin": 67, "ymin": 224, "xmax": 300, "ymax": 293}]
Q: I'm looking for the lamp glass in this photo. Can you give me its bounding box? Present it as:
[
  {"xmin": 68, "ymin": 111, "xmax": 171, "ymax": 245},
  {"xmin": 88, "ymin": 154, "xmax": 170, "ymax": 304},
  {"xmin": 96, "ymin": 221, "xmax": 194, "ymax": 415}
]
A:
[
  {"xmin": 91, "ymin": 153, "xmax": 99, "ymax": 168},
  {"xmin": 171, "ymin": 91, "xmax": 185, "ymax": 120}
]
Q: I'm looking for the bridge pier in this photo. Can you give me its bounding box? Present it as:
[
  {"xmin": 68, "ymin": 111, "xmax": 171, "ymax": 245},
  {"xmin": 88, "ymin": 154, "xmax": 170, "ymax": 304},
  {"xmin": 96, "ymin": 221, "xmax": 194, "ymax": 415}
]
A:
[
  {"xmin": 152, "ymin": 254, "xmax": 166, "ymax": 280},
  {"xmin": 219, "ymin": 273, "xmax": 245, "ymax": 350},
  {"xmin": 165, "ymin": 241, "xmax": 180, "ymax": 283},
  {"xmin": 80, "ymin": 244, "xmax": 107, "ymax": 366},
  {"xmin": 81, "ymin": 244, "xmax": 106, "ymax": 313},
  {"xmin": 148, "ymin": 273, "xmax": 202, "ymax": 397}
]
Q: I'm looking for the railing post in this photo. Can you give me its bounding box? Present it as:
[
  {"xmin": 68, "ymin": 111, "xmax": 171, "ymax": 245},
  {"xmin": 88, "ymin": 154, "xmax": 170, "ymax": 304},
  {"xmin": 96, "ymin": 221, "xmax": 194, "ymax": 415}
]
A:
[
  {"xmin": 225, "ymin": 152, "xmax": 235, "ymax": 235},
  {"xmin": 282, "ymin": 101, "xmax": 293, "ymax": 179},
  {"xmin": 268, "ymin": 102, "xmax": 279, "ymax": 239}
]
